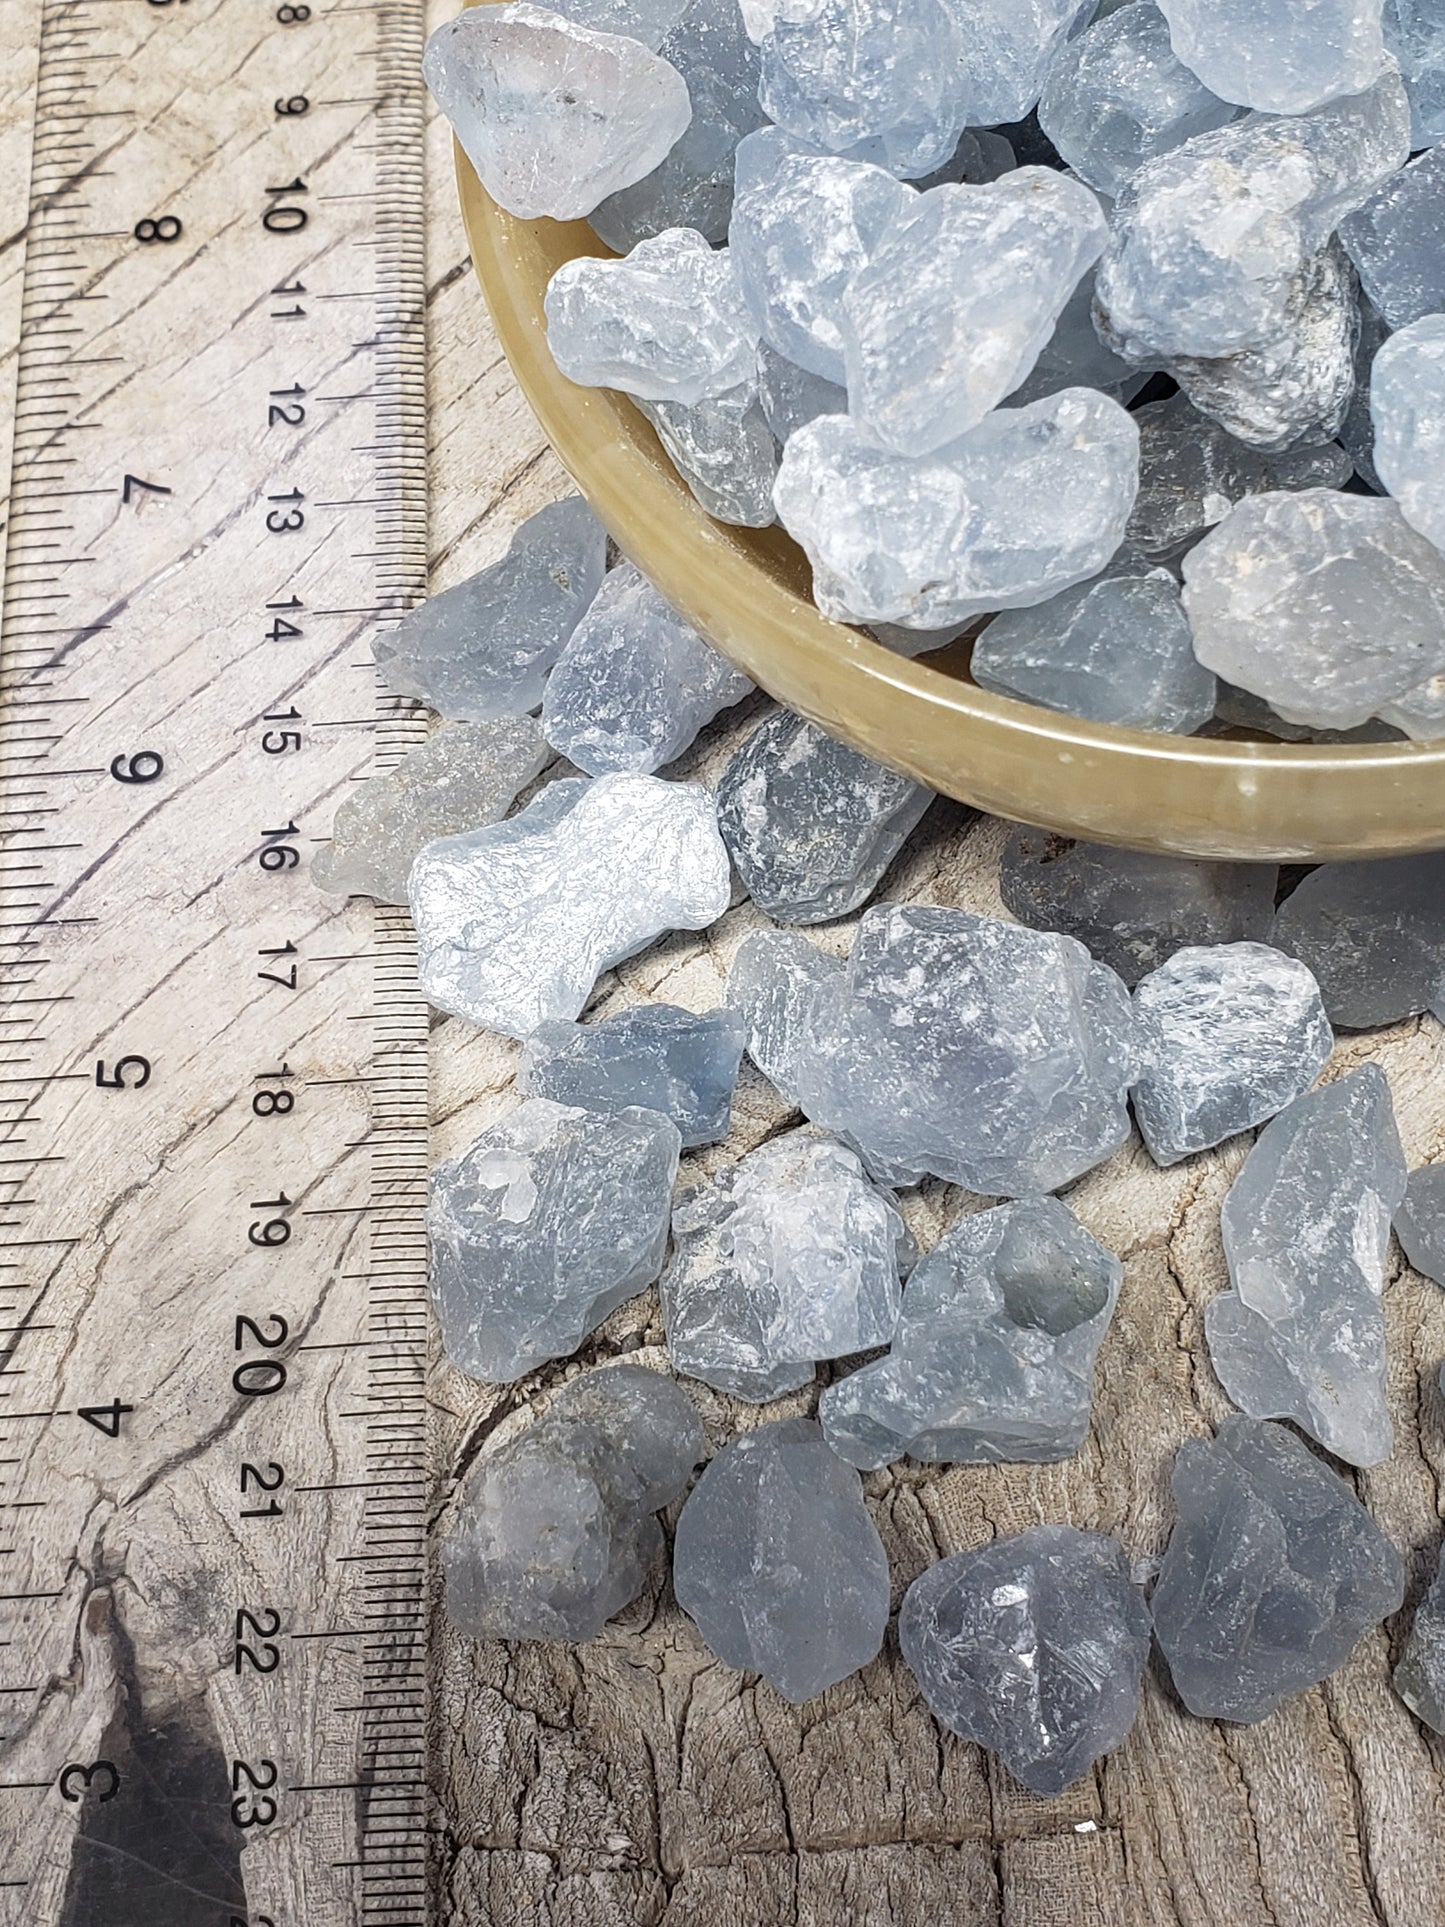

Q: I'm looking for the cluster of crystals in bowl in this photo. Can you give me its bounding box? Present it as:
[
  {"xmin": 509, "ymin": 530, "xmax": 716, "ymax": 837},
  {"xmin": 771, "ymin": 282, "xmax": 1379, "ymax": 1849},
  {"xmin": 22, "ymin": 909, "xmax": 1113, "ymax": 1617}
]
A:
[
  {"xmin": 318, "ymin": 462, "xmax": 1445, "ymax": 1796},
  {"xmin": 424, "ymin": 0, "xmax": 1445, "ymax": 742}
]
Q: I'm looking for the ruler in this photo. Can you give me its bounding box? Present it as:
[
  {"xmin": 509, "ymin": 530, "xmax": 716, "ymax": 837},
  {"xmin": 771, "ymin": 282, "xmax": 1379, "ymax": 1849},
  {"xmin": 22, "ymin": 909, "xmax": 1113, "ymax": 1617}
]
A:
[{"xmin": 0, "ymin": 0, "xmax": 432, "ymax": 1921}]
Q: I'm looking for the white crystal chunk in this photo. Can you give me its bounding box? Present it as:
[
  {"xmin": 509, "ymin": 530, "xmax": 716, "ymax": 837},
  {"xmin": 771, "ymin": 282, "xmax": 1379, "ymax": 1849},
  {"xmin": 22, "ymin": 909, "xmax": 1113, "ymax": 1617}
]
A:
[{"xmin": 1154, "ymin": 0, "xmax": 1389, "ymax": 115}]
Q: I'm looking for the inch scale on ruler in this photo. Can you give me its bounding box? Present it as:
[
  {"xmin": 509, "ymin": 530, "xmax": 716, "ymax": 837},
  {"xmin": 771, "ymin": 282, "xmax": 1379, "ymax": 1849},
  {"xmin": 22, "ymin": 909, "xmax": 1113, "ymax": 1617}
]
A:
[{"xmin": 0, "ymin": 0, "xmax": 432, "ymax": 1921}]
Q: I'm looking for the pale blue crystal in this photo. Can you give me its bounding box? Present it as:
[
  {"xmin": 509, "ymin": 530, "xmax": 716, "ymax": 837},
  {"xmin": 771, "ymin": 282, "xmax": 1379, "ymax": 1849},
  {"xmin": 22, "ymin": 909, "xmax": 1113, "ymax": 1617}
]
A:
[
  {"xmin": 1384, "ymin": 0, "xmax": 1445, "ymax": 144},
  {"xmin": 636, "ymin": 383, "xmax": 781, "ymax": 526},
  {"xmin": 1397, "ymin": 1164, "xmax": 1445, "ymax": 1286},
  {"xmin": 726, "ymin": 926, "xmax": 843, "ymax": 1106},
  {"xmin": 1155, "ymin": 0, "xmax": 1389, "ymax": 114},
  {"xmin": 755, "ymin": 341, "xmax": 848, "ymax": 442},
  {"xmin": 1372, "ymin": 314, "xmax": 1445, "ymax": 563},
  {"xmin": 520, "ymin": 1002, "xmax": 745, "ymax": 1146},
  {"xmin": 1342, "ymin": 144, "xmax": 1445, "ymax": 328},
  {"xmin": 944, "ymin": 0, "xmax": 1098, "ymax": 124}
]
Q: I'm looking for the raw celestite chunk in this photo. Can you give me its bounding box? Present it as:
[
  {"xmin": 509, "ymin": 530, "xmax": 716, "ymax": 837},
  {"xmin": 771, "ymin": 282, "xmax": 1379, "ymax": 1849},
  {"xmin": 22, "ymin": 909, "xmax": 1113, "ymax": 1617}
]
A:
[
  {"xmin": 772, "ymin": 390, "xmax": 1140, "ymax": 630},
  {"xmin": 755, "ymin": 341, "xmax": 848, "ymax": 441},
  {"xmin": 428, "ymin": 1099, "xmax": 680, "ymax": 1383},
  {"xmin": 1272, "ymin": 855, "xmax": 1445, "ymax": 1026},
  {"xmin": 1384, "ymin": 0, "xmax": 1445, "ymax": 145},
  {"xmin": 1341, "ymin": 296, "xmax": 1390, "ymax": 492},
  {"xmin": 661, "ymin": 1127, "xmax": 910, "ymax": 1401},
  {"xmin": 1130, "ymin": 943, "xmax": 1334, "ymax": 1166},
  {"xmin": 1341, "ymin": 143, "xmax": 1445, "ymax": 327},
  {"xmin": 374, "ymin": 497, "xmax": 606, "ymax": 720},
  {"xmin": 1397, "ymin": 1164, "xmax": 1445, "ymax": 1285},
  {"xmin": 820, "ymin": 1197, "xmax": 1122, "ymax": 1469},
  {"xmin": 726, "ymin": 926, "xmax": 843, "ymax": 1106},
  {"xmin": 1152, "ymin": 1416, "xmax": 1404, "ymax": 1722},
  {"xmin": 1205, "ymin": 1064, "xmax": 1406, "ymax": 1467},
  {"xmin": 547, "ymin": 229, "xmax": 759, "ymax": 405},
  {"xmin": 312, "ymin": 720, "xmax": 548, "ymax": 905},
  {"xmin": 541, "ymin": 563, "xmax": 753, "ymax": 774},
  {"xmin": 716, "ymin": 710, "xmax": 933, "ymax": 925},
  {"xmin": 673, "ymin": 1418, "xmax": 890, "ymax": 1701},
  {"xmin": 947, "ymin": 0, "xmax": 1098, "ymax": 124},
  {"xmin": 442, "ymin": 1364, "xmax": 701, "ymax": 1640},
  {"xmin": 793, "ymin": 904, "xmax": 1138, "ymax": 1194},
  {"xmin": 900, "ymin": 1527, "xmax": 1151, "ymax": 1796},
  {"xmin": 971, "ymin": 547, "xmax": 1217, "ymax": 734},
  {"xmin": 998, "ymin": 826, "xmax": 1278, "ymax": 988},
  {"xmin": 840, "ymin": 170, "xmax": 1109, "ymax": 455},
  {"xmin": 729, "ymin": 130, "xmax": 915, "ymax": 386},
  {"xmin": 423, "ymin": 4, "xmax": 692, "ymax": 222},
  {"xmin": 754, "ymin": 0, "xmax": 970, "ymax": 178},
  {"xmin": 1372, "ymin": 315, "xmax": 1445, "ymax": 557},
  {"xmin": 1394, "ymin": 1545, "xmax": 1445, "ymax": 1732},
  {"xmin": 1155, "ymin": 0, "xmax": 1389, "ymax": 114},
  {"xmin": 1127, "ymin": 392, "xmax": 1353, "ymax": 556},
  {"xmin": 409, "ymin": 773, "xmax": 731, "ymax": 1038},
  {"xmin": 1039, "ymin": 1, "xmax": 1238, "ymax": 198},
  {"xmin": 548, "ymin": 0, "xmax": 687, "ymax": 45},
  {"xmin": 519, "ymin": 1002, "xmax": 745, "ymax": 1147},
  {"xmin": 1181, "ymin": 490, "xmax": 1445, "ymax": 732},
  {"xmin": 636, "ymin": 383, "xmax": 781, "ymax": 526},
  {"xmin": 1005, "ymin": 269, "xmax": 1149, "ymax": 409}
]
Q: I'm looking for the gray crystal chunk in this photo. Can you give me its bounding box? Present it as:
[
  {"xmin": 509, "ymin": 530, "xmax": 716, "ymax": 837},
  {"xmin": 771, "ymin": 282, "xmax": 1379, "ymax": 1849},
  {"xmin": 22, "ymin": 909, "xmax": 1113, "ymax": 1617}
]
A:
[
  {"xmin": 947, "ymin": 0, "xmax": 1098, "ymax": 125},
  {"xmin": 1372, "ymin": 315, "xmax": 1445, "ymax": 562},
  {"xmin": 726, "ymin": 926, "xmax": 843, "ymax": 1107},
  {"xmin": 1128, "ymin": 392, "xmax": 1353, "ymax": 557},
  {"xmin": 409, "ymin": 773, "xmax": 731, "ymax": 1038},
  {"xmin": 729, "ymin": 129, "xmax": 915, "ymax": 387},
  {"xmin": 312, "ymin": 720, "xmax": 548, "ymax": 905},
  {"xmin": 1130, "ymin": 943, "xmax": 1334, "ymax": 1166},
  {"xmin": 428, "ymin": 1099, "xmax": 681, "ymax": 1383},
  {"xmin": 520, "ymin": 1002, "xmax": 744, "ymax": 1147},
  {"xmin": 541, "ymin": 563, "xmax": 753, "ymax": 775},
  {"xmin": 1205, "ymin": 1064, "xmax": 1405, "ymax": 1467},
  {"xmin": 442, "ymin": 1364, "xmax": 701, "ymax": 1640},
  {"xmin": 1005, "ymin": 268, "xmax": 1150, "ymax": 410},
  {"xmin": 1397, "ymin": 1165, "xmax": 1445, "ymax": 1285},
  {"xmin": 999, "ymin": 826, "xmax": 1277, "ymax": 988},
  {"xmin": 1341, "ymin": 296, "xmax": 1390, "ymax": 492},
  {"xmin": 752, "ymin": 0, "xmax": 970, "ymax": 179},
  {"xmin": 821, "ymin": 1197, "xmax": 1122, "ymax": 1469},
  {"xmin": 547, "ymin": 229, "xmax": 759, "ymax": 406},
  {"xmin": 773, "ymin": 390, "xmax": 1140, "ymax": 631},
  {"xmin": 1155, "ymin": 0, "xmax": 1389, "ymax": 114},
  {"xmin": 1182, "ymin": 490, "xmax": 1445, "ymax": 732},
  {"xmin": 716, "ymin": 710, "xmax": 932, "ymax": 925},
  {"xmin": 637, "ymin": 382, "xmax": 781, "ymax": 526},
  {"xmin": 1039, "ymin": 2, "xmax": 1238, "ymax": 198},
  {"xmin": 755, "ymin": 341, "xmax": 848, "ymax": 442},
  {"xmin": 423, "ymin": 3, "xmax": 692, "ymax": 222},
  {"xmin": 592, "ymin": 0, "xmax": 767, "ymax": 250},
  {"xmin": 1341, "ymin": 143, "xmax": 1445, "ymax": 328},
  {"xmin": 1152, "ymin": 1415, "xmax": 1404, "ymax": 1723},
  {"xmin": 673, "ymin": 1417, "xmax": 890, "ymax": 1701},
  {"xmin": 899, "ymin": 1527, "xmax": 1151, "ymax": 1796},
  {"xmin": 1384, "ymin": 0, "xmax": 1445, "ymax": 145},
  {"xmin": 794, "ymin": 904, "xmax": 1137, "ymax": 1194},
  {"xmin": 374, "ymin": 497, "xmax": 606, "ymax": 721},
  {"xmin": 1394, "ymin": 1544, "xmax": 1445, "ymax": 1732},
  {"xmin": 1272, "ymin": 854, "xmax": 1445, "ymax": 1027},
  {"xmin": 662, "ymin": 1127, "xmax": 910, "ymax": 1401},
  {"xmin": 972, "ymin": 547, "xmax": 1216, "ymax": 734},
  {"xmin": 840, "ymin": 170, "xmax": 1108, "ymax": 455}
]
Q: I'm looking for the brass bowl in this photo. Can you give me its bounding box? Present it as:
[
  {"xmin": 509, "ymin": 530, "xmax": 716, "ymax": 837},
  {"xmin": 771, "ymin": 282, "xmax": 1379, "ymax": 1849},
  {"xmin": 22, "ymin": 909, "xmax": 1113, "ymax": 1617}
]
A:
[{"xmin": 454, "ymin": 80, "xmax": 1445, "ymax": 859}]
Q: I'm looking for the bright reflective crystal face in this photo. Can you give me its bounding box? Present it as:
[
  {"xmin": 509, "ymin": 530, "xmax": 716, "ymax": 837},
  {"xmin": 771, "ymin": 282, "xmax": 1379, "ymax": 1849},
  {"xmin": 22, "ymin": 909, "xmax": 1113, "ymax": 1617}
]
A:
[
  {"xmin": 423, "ymin": 3, "xmax": 692, "ymax": 221},
  {"xmin": 427, "ymin": 1099, "xmax": 681, "ymax": 1384},
  {"xmin": 1271, "ymin": 854, "xmax": 1445, "ymax": 1025},
  {"xmin": 373, "ymin": 496, "xmax": 606, "ymax": 721},
  {"xmin": 790, "ymin": 903, "xmax": 1138, "ymax": 1195},
  {"xmin": 1155, "ymin": 0, "xmax": 1389, "ymax": 115},
  {"xmin": 1205, "ymin": 1064, "xmax": 1406, "ymax": 1467},
  {"xmin": 673, "ymin": 1418, "xmax": 891, "ymax": 1702},
  {"xmin": 519, "ymin": 1002, "xmax": 746, "ymax": 1147},
  {"xmin": 900, "ymin": 1526, "xmax": 1152, "ymax": 1797},
  {"xmin": 409, "ymin": 774, "xmax": 731, "ymax": 1039},
  {"xmin": 1153, "ymin": 1416, "xmax": 1404, "ymax": 1723},
  {"xmin": 820, "ymin": 1197, "xmax": 1122, "ymax": 1469},
  {"xmin": 442, "ymin": 1364, "xmax": 701, "ymax": 1641}
]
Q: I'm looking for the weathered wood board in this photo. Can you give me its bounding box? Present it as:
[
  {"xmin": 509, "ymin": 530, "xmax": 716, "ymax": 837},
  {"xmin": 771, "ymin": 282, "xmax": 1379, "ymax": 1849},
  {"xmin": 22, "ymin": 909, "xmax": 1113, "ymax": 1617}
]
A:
[{"xmin": 5, "ymin": 2, "xmax": 1445, "ymax": 1919}]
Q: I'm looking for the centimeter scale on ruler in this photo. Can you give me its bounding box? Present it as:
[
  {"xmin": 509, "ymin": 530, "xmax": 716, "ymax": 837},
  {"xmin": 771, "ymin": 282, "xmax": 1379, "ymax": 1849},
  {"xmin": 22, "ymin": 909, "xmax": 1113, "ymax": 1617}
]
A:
[{"xmin": 0, "ymin": 0, "xmax": 430, "ymax": 1922}]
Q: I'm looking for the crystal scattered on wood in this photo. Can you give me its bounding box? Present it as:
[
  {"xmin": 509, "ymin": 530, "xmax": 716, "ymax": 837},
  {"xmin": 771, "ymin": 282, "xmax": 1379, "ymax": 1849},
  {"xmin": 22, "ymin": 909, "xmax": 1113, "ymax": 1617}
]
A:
[
  {"xmin": 1397, "ymin": 1164, "xmax": 1445, "ymax": 1286},
  {"xmin": 1383, "ymin": 0, "xmax": 1445, "ymax": 145},
  {"xmin": 1271, "ymin": 853, "xmax": 1445, "ymax": 1026},
  {"xmin": 1130, "ymin": 943, "xmax": 1334, "ymax": 1166},
  {"xmin": 900, "ymin": 1526, "xmax": 1151, "ymax": 1796},
  {"xmin": 1394, "ymin": 1543, "xmax": 1445, "ymax": 1734},
  {"xmin": 519, "ymin": 1002, "xmax": 745, "ymax": 1147},
  {"xmin": 726, "ymin": 926, "xmax": 843, "ymax": 1107},
  {"xmin": 442, "ymin": 1363, "xmax": 701, "ymax": 1640},
  {"xmin": 374, "ymin": 496, "xmax": 606, "ymax": 721},
  {"xmin": 312, "ymin": 720, "xmax": 548, "ymax": 906},
  {"xmin": 820, "ymin": 1197, "xmax": 1122, "ymax": 1470},
  {"xmin": 1206, "ymin": 1064, "xmax": 1405, "ymax": 1468},
  {"xmin": 716, "ymin": 709, "xmax": 933, "ymax": 925},
  {"xmin": 1152, "ymin": 1415, "xmax": 1404, "ymax": 1723},
  {"xmin": 409, "ymin": 773, "xmax": 731, "ymax": 1038},
  {"xmin": 428, "ymin": 1098, "xmax": 681, "ymax": 1383}
]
